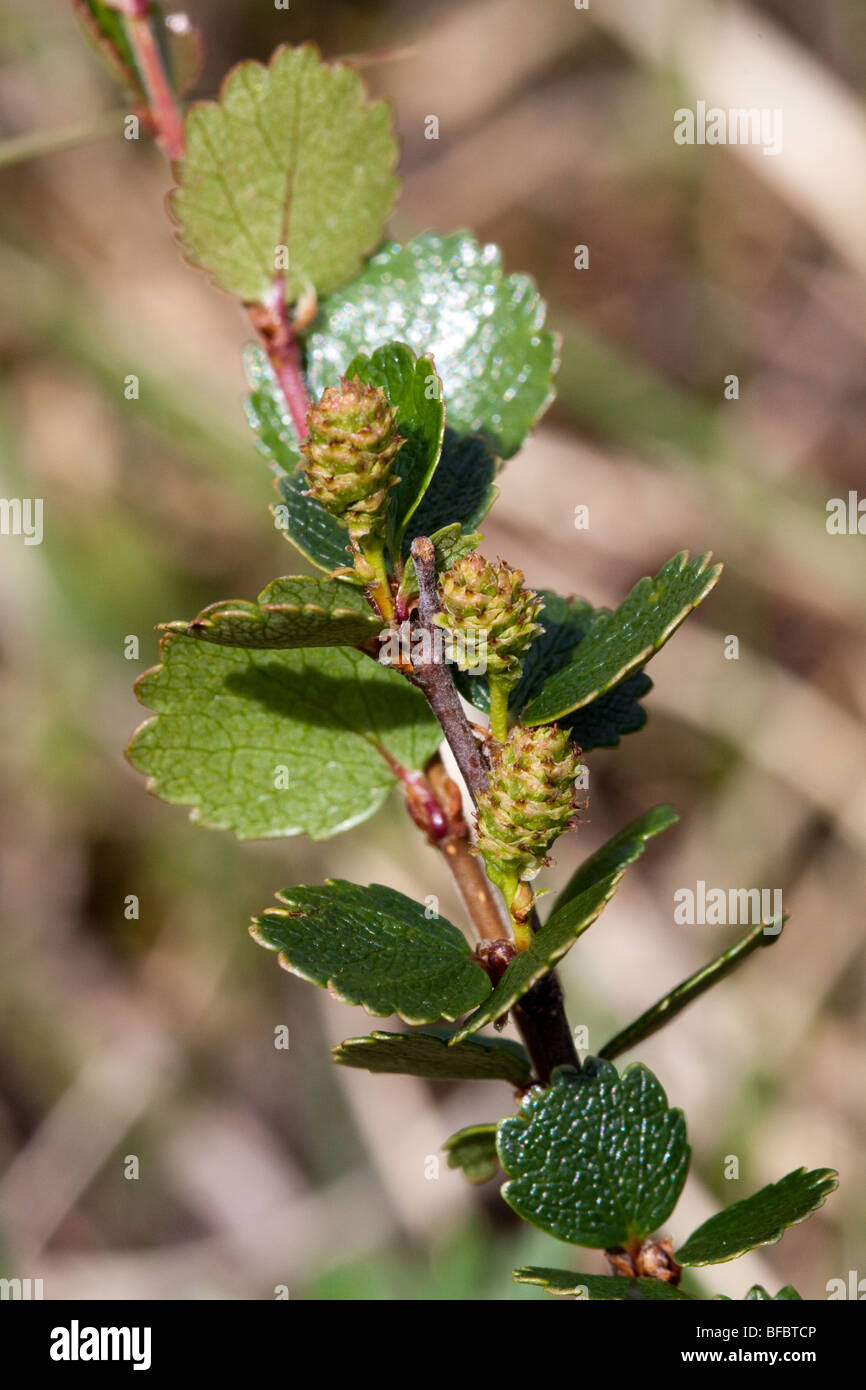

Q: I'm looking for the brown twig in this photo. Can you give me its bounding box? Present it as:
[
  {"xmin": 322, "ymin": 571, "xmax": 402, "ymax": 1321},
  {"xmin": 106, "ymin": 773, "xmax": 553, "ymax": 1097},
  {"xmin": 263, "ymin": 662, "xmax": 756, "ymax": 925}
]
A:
[
  {"xmin": 390, "ymin": 750, "xmax": 506, "ymax": 942},
  {"xmin": 387, "ymin": 747, "xmax": 505, "ymax": 950},
  {"xmin": 427, "ymin": 759, "xmax": 507, "ymax": 942},
  {"xmin": 97, "ymin": 7, "xmax": 577, "ymax": 1090},
  {"xmin": 514, "ymin": 971, "xmax": 580, "ymax": 1081},
  {"xmin": 409, "ymin": 538, "xmax": 490, "ymax": 798},
  {"xmin": 517, "ymin": 904, "xmax": 580, "ymax": 1073},
  {"xmin": 407, "ymin": 537, "xmax": 579, "ymax": 1084}
]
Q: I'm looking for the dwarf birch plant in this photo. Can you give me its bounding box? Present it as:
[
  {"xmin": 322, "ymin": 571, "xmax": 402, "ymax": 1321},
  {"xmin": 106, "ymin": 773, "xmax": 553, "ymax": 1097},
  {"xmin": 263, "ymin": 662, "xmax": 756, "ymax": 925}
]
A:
[{"xmin": 77, "ymin": 4, "xmax": 838, "ymax": 1299}]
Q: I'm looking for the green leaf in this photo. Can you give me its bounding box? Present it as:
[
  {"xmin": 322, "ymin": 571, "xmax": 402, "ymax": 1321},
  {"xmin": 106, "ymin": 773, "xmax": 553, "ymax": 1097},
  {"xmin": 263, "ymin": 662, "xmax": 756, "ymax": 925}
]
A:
[
  {"xmin": 450, "ymin": 871, "xmax": 625, "ymax": 1043},
  {"xmin": 402, "ymin": 430, "xmax": 499, "ymax": 552},
  {"xmin": 451, "ymin": 809, "xmax": 674, "ymax": 1043},
  {"xmin": 275, "ymin": 467, "xmax": 354, "ymax": 574},
  {"xmin": 563, "ymin": 672, "xmax": 653, "ymax": 752},
  {"xmin": 675, "ymin": 1168, "xmax": 839, "ymax": 1267},
  {"xmin": 332, "ymin": 1029, "xmax": 531, "ymax": 1085},
  {"xmin": 443, "ymin": 1124, "xmax": 500, "ymax": 1185},
  {"xmin": 245, "ymin": 343, "xmax": 295, "ymax": 463},
  {"xmin": 551, "ymin": 805, "xmax": 679, "ymax": 916},
  {"xmin": 72, "ymin": 0, "xmax": 143, "ymax": 96},
  {"xmin": 513, "ymin": 1268, "xmax": 693, "ymax": 1301},
  {"xmin": 518, "ymin": 592, "xmax": 653, "ymax": 751},
  {"xmin": 251, "ymin": 882, "xmax": 491, "ymax": 1024},
  {"xmin": 398, "ymin": 524, "xmax": 483, "ymax": 603},
  {"xmin": 171, "ymin": 44, "xmax": 398, "ymax": 305},
  {"xmin": 344, "ymin": 342, "xmax": 445, "ymax": 557},
  {"xmin": 522, "ymin": 552, "xmax": 722, "ymax": 726},
  {"xmin": 127, "ymin": 636, "xmax": 440, "ymax": 840},
  {"xmin": 600, "ymin": 917, "xmax": 785, "ymax": 1062},
  {"xmin": 459, "ymin": 590, "xmax": 653, "ymax": 753},
  {"xmin": 164, "ymin": 575, "xmax": 381, "ymax": 649},
  {"xmin": 744, "ymin": 1284, "xmax": 803, "ymax": 1301},
  {"xmin": 307, "ymin": 231, "xmax": 557, "ymax": 459},
  {"xmin": 498, "ymin": 1060, "xmax": 690, "ymax": 1247},
  {"xmin": 73, "ymin": 2, "xmax": 204, "ymax": 99}
]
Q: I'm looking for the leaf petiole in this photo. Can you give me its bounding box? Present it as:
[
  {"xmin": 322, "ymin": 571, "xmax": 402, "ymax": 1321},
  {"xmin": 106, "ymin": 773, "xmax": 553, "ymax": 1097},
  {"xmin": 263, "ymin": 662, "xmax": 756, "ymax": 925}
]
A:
[{"xmin": 358, "ymin": 536, "xmax": 395, "ymax": 624}]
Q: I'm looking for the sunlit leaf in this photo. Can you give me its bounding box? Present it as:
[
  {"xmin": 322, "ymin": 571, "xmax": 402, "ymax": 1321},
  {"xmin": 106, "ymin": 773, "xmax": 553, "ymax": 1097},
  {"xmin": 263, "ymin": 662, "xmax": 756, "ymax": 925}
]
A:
[
  {"xmin": 307, "ymin": 231, "xmax": 556, "ymax": 459},
  {"xmin": 252, "ymin": 881, "xmax": 491, "ymax": 1023},
  {"xmin": 127, "ymin": 636, "xmax": 440, "ymax": 839},
  {"xmin": 523, "ymin": 553, "xmax": 721, "ymax": 726},
  {"xmin": 172, "ymin": 44, "xmax": 398, "ymax": 304},
  {"xmin": 164, "ymin": 575, "xmax": 380, "ymax": 649}
]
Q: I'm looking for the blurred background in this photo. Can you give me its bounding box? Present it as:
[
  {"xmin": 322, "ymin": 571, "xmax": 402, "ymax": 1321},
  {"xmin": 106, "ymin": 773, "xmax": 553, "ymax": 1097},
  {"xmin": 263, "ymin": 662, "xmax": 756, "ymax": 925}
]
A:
[{"xmin": 1, "ymin": 0, "xmax": 864, "ymax": 1300}]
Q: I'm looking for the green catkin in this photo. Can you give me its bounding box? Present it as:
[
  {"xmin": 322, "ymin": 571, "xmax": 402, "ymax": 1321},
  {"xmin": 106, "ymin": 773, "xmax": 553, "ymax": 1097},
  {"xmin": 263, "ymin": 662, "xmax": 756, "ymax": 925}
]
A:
[
  {"xmin": 475, "ymin": 723, "xmax": 580, "ymax": 944},
  {"xmin": 300, "ymin": 376, "xmax": 403, "ymax": 542},
  {"xmin": 435, "ymin": 553, "xmax": 544, "ymax": 739}
]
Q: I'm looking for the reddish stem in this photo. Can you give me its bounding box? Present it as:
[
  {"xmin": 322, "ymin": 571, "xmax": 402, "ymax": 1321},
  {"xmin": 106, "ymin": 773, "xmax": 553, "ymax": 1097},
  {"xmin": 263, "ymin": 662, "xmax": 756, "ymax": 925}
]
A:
[
  {"xmin": 409, "ymin": 538, "xmax": 490, "ymax": 799},
  {"xmin": 271, "ymin": 333, "xmax": 311, "ymax": 442},
  {"xmin": 115, "ymin": 4, "xmax": 311, "ymax": 437},
  {"xmin": 122, "ymin": 4, "xmax": 185, "ymax": 161},
  {"xmin": 248, "ymin": 286, "xmax": 311, "ymax": 442}
]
